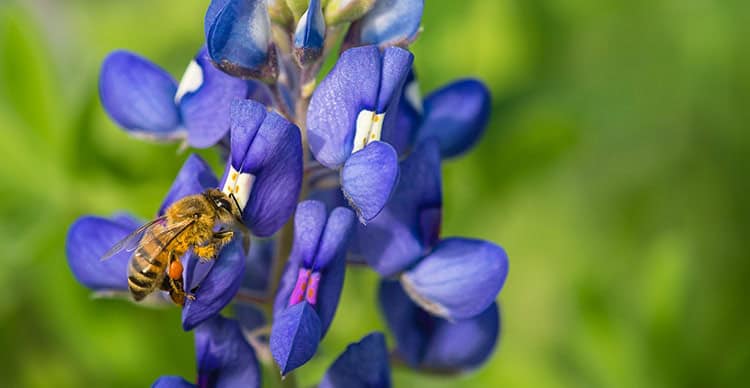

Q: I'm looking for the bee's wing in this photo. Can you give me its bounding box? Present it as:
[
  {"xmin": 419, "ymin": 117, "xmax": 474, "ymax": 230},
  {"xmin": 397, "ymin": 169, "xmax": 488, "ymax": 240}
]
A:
[{"xmin": 100, "ymin": 216, "xmax": 167, "ymax": 261}]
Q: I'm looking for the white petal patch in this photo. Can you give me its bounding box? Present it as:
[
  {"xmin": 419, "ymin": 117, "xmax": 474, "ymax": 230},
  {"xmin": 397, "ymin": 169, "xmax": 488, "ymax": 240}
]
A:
[
  {"xmin": 405, "ymin": 79, "xmax": 423, "ymax": 114},
  {"xmin": 352, "ymin": 109, "xmax": 385, "ymax": 153},
  {"xmin": 174, "ymin": 60, "xmax": 204, "ymax": 103},
  {"xmin": 222, "ymin": 165, "xmax": 255, "ymax": 210}
]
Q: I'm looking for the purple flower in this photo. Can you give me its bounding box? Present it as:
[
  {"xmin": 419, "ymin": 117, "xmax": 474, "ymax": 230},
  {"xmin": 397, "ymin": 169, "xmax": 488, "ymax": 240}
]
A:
[
  {"xmin": 320, "ymin": 332, "xmax": 392, "ymax": 388},
  {"xmin": 351, "ymin": 139, "xmax": 508, "ymax": 320},
  {"xmin": 205, "ymin": 0, "xmax": 278, "ymax": 81},
  {"xmin": 67, "ymin": 155, "xmax": 247, "ymax": 330},
  {"xmin": 99, "ymin": 47, "xmax": 254, "ymax": 148},
  {"xmin": 380, "ymin": 280, "xmax": 500, "ymax": 372},
  {"xmin": 397, "ymin": 72, "xmax": 492, "ymax": 159},
  {"xmin": 343, "ymin": 0, "xmax": 424, "ymax": 50},
  {"xmin": 152, "ymin": 315, "xmax": 261, "ymax": 388},
  {"xmin": 270, "ymin": 201, "xmax": 355, "ymax": 375},
  {"xmin": 218, "ymin": 99, "xmax": 303, "ymax": 237},
  {"xmin": 307, "ymin": 45, "xmax": 413, "ymax": 222}
]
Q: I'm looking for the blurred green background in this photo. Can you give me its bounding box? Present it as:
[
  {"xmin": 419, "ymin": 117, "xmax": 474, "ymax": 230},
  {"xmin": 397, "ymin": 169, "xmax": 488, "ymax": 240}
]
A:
[{"xmin": 1, "ymin": 0, "xmax": 749, "ymax": 387}]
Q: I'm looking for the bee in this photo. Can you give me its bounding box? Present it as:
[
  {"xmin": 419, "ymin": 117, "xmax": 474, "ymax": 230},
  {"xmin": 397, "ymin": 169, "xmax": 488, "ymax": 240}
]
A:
[{"xmin": 102, "ymin": 188, "xmax": 247, "ymax": 306}]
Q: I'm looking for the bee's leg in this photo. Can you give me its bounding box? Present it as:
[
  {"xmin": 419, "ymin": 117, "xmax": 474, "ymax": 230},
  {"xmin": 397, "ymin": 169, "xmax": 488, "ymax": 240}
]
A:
[
  {"xmin": 165, "ymin": 252, "xmax": 188, "ymax": 306},
  {"xmin": 193, "ymin": 230, "xmax": 234, "ymax": 261}
]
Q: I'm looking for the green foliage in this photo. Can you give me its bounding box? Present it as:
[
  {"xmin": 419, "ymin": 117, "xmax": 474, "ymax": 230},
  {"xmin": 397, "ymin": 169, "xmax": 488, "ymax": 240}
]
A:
[{"xmin": 1, "ymin": 0, "xmax": 749, "ymax": 387}]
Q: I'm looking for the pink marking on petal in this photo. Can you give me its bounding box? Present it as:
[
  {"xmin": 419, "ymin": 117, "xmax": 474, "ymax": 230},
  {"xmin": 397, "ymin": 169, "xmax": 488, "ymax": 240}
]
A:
[
  {"xmin": 305, "ymin": 272, "xmax": 321, "ymax": 305},
  {"xmin": 289, "ymin": 268, "xmax": 311, "ymax": 306}
]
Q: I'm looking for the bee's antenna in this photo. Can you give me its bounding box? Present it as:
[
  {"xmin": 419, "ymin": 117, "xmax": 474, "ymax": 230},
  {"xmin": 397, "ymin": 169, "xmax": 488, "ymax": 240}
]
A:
[{"xmin": 229, "ymin": 192, "xmax": 243, "ymax": 219}]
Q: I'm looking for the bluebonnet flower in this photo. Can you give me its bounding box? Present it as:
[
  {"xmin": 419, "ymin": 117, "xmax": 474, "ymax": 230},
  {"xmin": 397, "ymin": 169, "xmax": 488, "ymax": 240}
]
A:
[
  {"xmin": 270, "ymin": 201, "xmax": 355, "ymax": 375},
  {"xmin": 293, "ymin": 0, "xmax": 326, "ymax": 65},
  {"xmin": 205, "ymin": 0, "xmax": 278, "ymax": 81},
  {"xmin": 380, "ymin": 281, "xmax": 500, "ymax": 372},
  {"xmin": 99, "ymin": 47, "xmax": 271, "ymax": 148},
  {"xmin": 320, "ymin": 332, "xmax": 392, "ymax": 388},
  {"xmin": 350, "ymin": 140, "xmax": 509, "ymax": 320},
  {"xmin": 218, "ymin": 99, "xmax": 303, "ymax": 237},
  {"xmin": 396, "ymin": 71, "xmax": 492, "ymax": 158},
  {"xmin": 307, "ymin": 45, "xmax": 413, "ymax": 222},
  {"xmin": 152, "ymin": 315, "xmax": 260, "ymax": 388},
  {"xmin": 343, "ymin": 0, "xmax": 424, "ymax": 50}
]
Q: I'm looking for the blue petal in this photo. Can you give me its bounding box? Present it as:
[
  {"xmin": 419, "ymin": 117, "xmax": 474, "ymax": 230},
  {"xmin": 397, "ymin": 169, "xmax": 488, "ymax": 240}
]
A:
[
  {"xmin": 99, "ymin": 51, "xmax": 181, "ymax": 138},
  {"xmin": 152, "ymin": 376, "xmax": 195, "ymax": 388},
  {"xmin": 349, "ymin": 139, "xmax": 440, "ymax": 275},
  {"xmin": 350, "ymin": 0, "xmax": 424, "ymax": 47},
  {"xmin": 289, "ymin": 200, "xmax": 328, "ymax": 268},
  {"xmin": 182, "ymin": 239, "xmax": 246, "ymax": 331},
  {"xmin": 228, "ymin": 109, "xmax": 303, "ymax": 237},
  {"xmin": 235, "ymin": 304, "xmax": 266, "ymax": 332},
  {"xmin": 387, "ymin": 70, "xmax": 421, "ymax": 156},
  {"xmin": 195, "ymin": 315, "xmax": 261, "ymax": 387},
  {"xmin": 207, "ymin": 0, "xmax": 272, "ymax": 78},
  {"xmin": 307, "ymin": 46, "xmax": 381, "ymax": 168},
  {"xmin": 270, "ymin": 302, "xmax": 322, "ymax": 375},
  {"xmin": 320, "ymin": 333, "xmax": 392, "ymax": 388},
  {"xmin": 179, "ymin": 47, "xmax": 249, "ymax": 148},
  {"xmin": 227, "ymin": 99, "xmax": 266, "ymax": 169},
  {"xmin": 313, "ymin": 238, "xmax": 347, "ymax": 336},
  {"xmin": 341, "ymin": 141, "xmax": 399, "ymax": 223},
  {"xmin": 159, "ymin": 154, "xmax": 219, "ymax": 216},
  {"xmin": 421, "ymin": 303, "xmax": 500, "ymax": 371},
  {"xmin": 401, "ymin": 238, "xmax": 508, "ymax": 320},
  {"xmin": 307, "ymin": 186, "xmax": 347, "ymax": 211},
  {"xmin": 241, "ymin": 237, "xmax": 275, "ymax": 294},
  {"xmin": 313, "ymin": 207, "xmax": 355, "ymax": 270},
  {"xmin": 66, "ymin": 215, "xmax": 140, "ymax": 291},
  {"xmin": 415, "ymin": 79, "xmax": 491, "ymax": 158},
  {"xmin": 293, "ymin": 0, "xmax": 325, "ymax": 50},
  {"xmin": 379, "ymin": 280, "xmax": 499, "ymax": 371},
  {"xmin": 204, "ymin": 0, "xmax": 231, "ymax": 39},
  {"xmin": 376, "ymin": 47, "xmax": 413, "ymax": 112}
]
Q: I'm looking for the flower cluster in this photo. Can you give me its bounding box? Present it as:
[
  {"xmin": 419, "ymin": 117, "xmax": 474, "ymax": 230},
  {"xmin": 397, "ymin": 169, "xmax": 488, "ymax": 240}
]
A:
[{"xmin": 66, "ymin": 0, "xmax": 508, "ymax": 386}]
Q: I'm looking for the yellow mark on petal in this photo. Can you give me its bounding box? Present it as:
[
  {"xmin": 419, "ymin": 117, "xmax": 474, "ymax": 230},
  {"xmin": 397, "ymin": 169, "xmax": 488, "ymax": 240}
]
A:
[
  {"xmin": 372, "ymin": 114, "xmax": 379, "ymax": 122},
  {"xmin": 231, "ymin": 172, "xmax": 238, "ymax": 181}
]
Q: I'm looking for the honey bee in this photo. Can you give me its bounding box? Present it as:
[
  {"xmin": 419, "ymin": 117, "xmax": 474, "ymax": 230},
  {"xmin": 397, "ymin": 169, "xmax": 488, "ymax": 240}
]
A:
[{"xmin": 102, "ymin": 188, "xmax": 247, "ymax": 305}]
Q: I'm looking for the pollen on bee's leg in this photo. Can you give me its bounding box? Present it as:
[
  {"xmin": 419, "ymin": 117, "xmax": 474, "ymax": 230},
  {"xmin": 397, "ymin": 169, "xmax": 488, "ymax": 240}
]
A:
[
  {"xmin": 168, "ymin": 259, "xmax": 184, "ymax": 280},
  {"xmin": 288, "ymin": 268, "xmax": 312, "ymax": 306}
]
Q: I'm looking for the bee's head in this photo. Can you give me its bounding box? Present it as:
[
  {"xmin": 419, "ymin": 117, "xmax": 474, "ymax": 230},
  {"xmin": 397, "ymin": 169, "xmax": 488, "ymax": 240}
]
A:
[{"xmin": 204, "ymin": 188, "xmax": 244, "ymax": 225}]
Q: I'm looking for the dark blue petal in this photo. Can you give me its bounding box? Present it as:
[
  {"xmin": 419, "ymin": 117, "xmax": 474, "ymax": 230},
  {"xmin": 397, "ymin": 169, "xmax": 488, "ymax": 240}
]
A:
[
  {"xmin": 289, "ymin": 200, "xmax": 328, "ymax": 268},
  {"xmin": 349, "ymin": 139, "xmax": 440, "ymax": 275},
  {"xmin": 179, "ymin": 47, "xmax": 249, "ymax": 148},
  {"xmin": 293, "ymin": 0, "xmax": 325, "ymax": 50},
  {"xmin": 182, "ymin": 239, "xmax": 246, "ymax": 330},
  {"xmin": 320, "ymin": 332, "xmax": 391, "ymax": 388},
  {"xmin": 235, "ymin": 304, "xmax": 266, "ymax": 332},
  {"xmin": 270, "ymin": 302, "xmax": 322, "ymax": 375},
  {"xmin": 307, "ymin": 186, "xmax": 347, "ymax": 211},
  {"xmin": 99, "ymin": 51, "xmax": 181, "ymax": 138},
  {"xmin": 204, "ymin": 0, "xmax": 231, "ymax": 39},
  {"xmin": 313, "ymin": 235, "xmax": 347, "ymax": 335},
  {"xmin": 227, "ymin": 99, "xmax": 266, "ymax": 169},
  {"xmin": 421, "ymin": 303, "xmax": 500, "ymax": 371},
  {"xmin": 341, "ymin": 141, "xmax": 399, "ymax": 223},
  {"xmin": 378, "ymin": 280, "xmax": 428, "ymax": 366},
  {"xmin": 387, "ymin": 70, "xmax": 421, "ymax": 156},
  {"xmin": 401, "ymin": 238, "xmax": 508, "ymax": 320},
  {"xmin": 195, "ymin": 316, "xmax": 261, "ymax": 388},
  {"xmin": 313, "ymin": 207, "xmax": 355, "ymax": 270},
  {"xmin": 350, "ymin": 0, "xmax": 423, "ymax": 47},
  {"xmin": 307, "ymin": 46, "xmax": 381, "ymax": 168},
  {"xmin": 416, "ymin": 79, "xmax": 491, "ymax": 158},
  {"xmin": 66, "ymin": 215, "xmax": 139, "ymax": 291},
  {"xmin": 207, "ymin": 0, "xmax": 272, "ymax": 78},
  {"xmin": 152, "ymin": 376, "xmax": 195, "ymax": 388},
  {"xmin": 159, "ymin": 154, "xmax": 219, "ymax": 216},
  {"xmin": 379, "ymin": 280, "xmax": 499, "ymax": 371},
  {"xmin": 241, "ymin": 237, "xmax": 275, "ymax": 294},
  {"xmin": 231, "ymin": 110, "xmax": 303, "ymax": 237}
]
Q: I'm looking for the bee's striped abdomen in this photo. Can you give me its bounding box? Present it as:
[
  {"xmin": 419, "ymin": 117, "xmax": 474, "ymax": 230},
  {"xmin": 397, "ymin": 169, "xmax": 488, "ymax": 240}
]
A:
[{"xmin": 127, "ymin": 226, "xmax": 170, "ymax": 301}]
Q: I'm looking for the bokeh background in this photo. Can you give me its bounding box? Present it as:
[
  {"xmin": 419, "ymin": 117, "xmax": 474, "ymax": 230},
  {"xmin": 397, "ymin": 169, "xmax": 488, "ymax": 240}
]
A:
[{"xmin": 1, "ymin": 0, "xmax": 749, "ymax": 387}]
